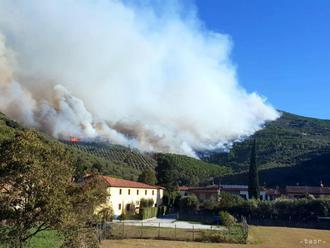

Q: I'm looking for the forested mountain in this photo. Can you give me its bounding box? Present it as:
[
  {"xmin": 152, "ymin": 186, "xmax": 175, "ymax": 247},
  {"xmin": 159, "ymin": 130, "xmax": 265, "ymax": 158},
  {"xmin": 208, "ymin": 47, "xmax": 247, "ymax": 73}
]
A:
[{"xmin": 202, "ymin": 112, "xmax": 330, "ymax": 186}]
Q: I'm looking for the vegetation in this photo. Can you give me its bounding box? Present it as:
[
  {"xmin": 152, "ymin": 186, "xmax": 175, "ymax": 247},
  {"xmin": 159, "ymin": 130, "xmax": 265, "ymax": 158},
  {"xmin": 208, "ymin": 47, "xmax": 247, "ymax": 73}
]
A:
[
  {"xmin": 65, "ymin": 141, "xmax": 157, "ymax": 176},
  {"xmin": 155, "ymin": 154, "xmax": 230, "ymax": 188},
  {"xmin": 95, "ymin": 205, "xmax": 114, "ymax": 223},
  {"xmin": 101, "ymin": 226, "xmax": 330, "ymax": 248},
  {"xmin": 179, "ymin": 195, "xmax": 199, "ymax": 213},
  {"xmin": 138, "ymin": 169, "xmax": 157, "ymax": 185},
  {"xmin": 200, "ymin": 224, "xmax": 247, "ymax": 244},
  {"xmin": 217, "ymin": 198, "xmax": 330, "ymax": 223},
  {"xmin": 217, "ymin": 192, "xmax": 245, "ymax": 209},
  {"xmin": 0, "ymin": 129, "xmax": 107, "ymax": 247},
  {"xmin": 140, "ymin": 199, "xmax": 155, "ymax": 208},
  {"xmin": 219, "ymin": 211, "xmax": 236, "ymax": 227},
  {"xmin": 203, "ymin": 112, "xmax": 330, "ymax": 186},
  {"xmin": 139, "ymin": 207, "xmax": 158, "ymax": 220},
  {"xmin": 248, "ymin": 140, "xmax": 259, "ymax": 199}
]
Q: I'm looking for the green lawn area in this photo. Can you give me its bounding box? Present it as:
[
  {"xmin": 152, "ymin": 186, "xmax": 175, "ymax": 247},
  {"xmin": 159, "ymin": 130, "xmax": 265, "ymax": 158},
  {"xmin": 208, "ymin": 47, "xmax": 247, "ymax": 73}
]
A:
[{"xmin": 0, "ymin": 230, "xmax": 62, "ymax": 248}]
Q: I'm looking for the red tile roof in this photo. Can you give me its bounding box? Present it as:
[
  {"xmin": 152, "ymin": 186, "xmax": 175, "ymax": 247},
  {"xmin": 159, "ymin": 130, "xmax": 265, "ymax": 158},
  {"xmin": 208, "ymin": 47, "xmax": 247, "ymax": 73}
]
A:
[
  {"xmin": 100, "ymin": 176, "xmax": 163, "ymax": 189},
  {"xmin": 178, "ymin": 185, "xmax": 220, "ymax": 193}
]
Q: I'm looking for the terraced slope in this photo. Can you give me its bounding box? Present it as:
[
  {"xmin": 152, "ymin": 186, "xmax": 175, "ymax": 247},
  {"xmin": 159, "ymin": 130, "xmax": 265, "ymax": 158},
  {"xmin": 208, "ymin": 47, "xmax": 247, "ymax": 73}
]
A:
[
  {"xmin": 156, "ymin": 153, "xmax": 231, "ymax": 185},
  {"xmin": 64, "ymin": 141, "xmax": 157, "ymax": 171}
]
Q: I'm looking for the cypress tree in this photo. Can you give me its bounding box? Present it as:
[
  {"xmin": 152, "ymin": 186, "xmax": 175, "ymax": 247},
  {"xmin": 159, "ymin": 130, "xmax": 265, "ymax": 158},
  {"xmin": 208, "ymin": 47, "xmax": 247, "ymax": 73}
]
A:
[{"xmin": 248, "ymin": 139, "xmax": 260, "ymax": 199}]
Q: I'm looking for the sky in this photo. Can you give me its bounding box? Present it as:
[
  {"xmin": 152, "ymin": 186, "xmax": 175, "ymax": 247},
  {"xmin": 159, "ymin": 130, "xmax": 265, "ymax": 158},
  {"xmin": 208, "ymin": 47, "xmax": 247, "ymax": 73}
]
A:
[{"xmin": 193, "ymin": 0, "xmax": 330, "ymax": 119}]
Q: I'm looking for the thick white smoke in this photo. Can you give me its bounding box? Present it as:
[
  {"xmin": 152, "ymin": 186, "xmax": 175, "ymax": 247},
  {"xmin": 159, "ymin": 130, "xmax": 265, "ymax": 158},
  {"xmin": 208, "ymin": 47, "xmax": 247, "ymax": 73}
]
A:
[{"xmin": 0, "ymin": 0, "xmax": 279, "ymax": 156}]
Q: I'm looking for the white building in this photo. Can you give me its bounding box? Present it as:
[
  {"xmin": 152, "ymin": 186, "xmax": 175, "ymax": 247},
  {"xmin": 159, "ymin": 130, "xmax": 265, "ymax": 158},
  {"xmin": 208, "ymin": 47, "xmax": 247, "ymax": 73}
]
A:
[
  {"xmin": 221, "ymin": 184, "xmax": 269, "ymax": 200},
  {"xmin": 100, "ymin": 176, "xmax": 164, "ymax": 217}
]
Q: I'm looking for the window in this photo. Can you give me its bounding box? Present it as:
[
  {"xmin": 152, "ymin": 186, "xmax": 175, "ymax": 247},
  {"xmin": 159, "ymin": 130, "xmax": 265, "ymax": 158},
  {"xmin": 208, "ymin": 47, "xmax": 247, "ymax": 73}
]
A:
[
  {"xmin": 145, "ymin": 190, "xmax": 147, "ymax": 195},
  {"xmin": 118, "ymin": 204, "xmax": 121, "ymax": 210},
  {"xmin": 128, "ymin": 189, "xmax": 131, "ymax": 195},
  {"xmin": 152, "ymin": 190, "xmax": 154, "ymax": 195},
  {"xmin": 137, "ymin": 190, "xmax": 139, "ymax": 195},
  {"xmin": 119, "ymin": 189, "xmax": 122, "ymax": 195}
]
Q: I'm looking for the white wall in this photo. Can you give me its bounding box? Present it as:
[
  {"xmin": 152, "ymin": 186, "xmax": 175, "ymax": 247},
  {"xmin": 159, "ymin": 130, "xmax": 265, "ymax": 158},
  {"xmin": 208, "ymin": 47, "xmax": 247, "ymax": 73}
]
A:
[{"xmin": 106, "ymin": 187, "xmax": 163, "ymax": 217}]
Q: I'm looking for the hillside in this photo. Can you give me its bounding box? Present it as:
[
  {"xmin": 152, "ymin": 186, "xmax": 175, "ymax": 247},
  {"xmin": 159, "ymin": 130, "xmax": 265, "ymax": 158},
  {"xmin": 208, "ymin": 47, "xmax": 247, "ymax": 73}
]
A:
[
  {"xmin": 0, "ymin": 112, "xmax": 229, "ymax": 185},
  {"xmin": 203, "ymin": 112, "xmax": 330, "ymax": 186},
  {"xmin": 0, "ymin": 112, "xmax": 141, "ymax": 180},
  {"xmin": 63, "ymin": 141, "xmax": 157, "ymax": 171},
  {"xmin": 2, "ymin": 110, "xmax": 330, "ymax": 187},
  {"xmin": 64, "ymin": 142, "xmax": 230, "ymax": 185},
  {"xmin": 155, "ymin": 153, "xmax": 232, "ymax": 186}
]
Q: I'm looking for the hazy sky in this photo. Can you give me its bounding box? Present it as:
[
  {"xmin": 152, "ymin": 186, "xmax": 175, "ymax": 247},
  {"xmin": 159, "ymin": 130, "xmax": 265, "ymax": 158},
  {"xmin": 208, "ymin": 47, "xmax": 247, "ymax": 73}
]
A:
[{"xmin": 194, "ymin": 0, "xmax": 330, "ymax": 119}]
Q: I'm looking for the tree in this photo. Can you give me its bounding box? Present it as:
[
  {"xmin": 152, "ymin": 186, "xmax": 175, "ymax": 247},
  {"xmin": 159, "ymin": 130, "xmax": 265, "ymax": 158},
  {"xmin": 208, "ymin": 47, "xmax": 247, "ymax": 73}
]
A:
[
  {"xmin": 248, "ymin": 139, "xmax": 260, "ymax": 199},
  {"xmin": 179, "ymin": 194, "xmax": 199, "ymax": 213},
  {"xmin": 155, "ymin": 156, "xmax": 179, "ymax": 190},
  {"xmin": 138, "ymin": 169, "xmax": 157, "ymax": 185},
  {"xmin": 0, "ymin": 130, "xmax": 107, "ymax": 247}
]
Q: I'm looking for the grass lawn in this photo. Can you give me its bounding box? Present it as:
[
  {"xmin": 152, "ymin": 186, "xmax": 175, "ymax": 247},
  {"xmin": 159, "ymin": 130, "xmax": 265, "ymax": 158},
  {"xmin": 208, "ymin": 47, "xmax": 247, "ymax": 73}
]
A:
[
  {"xmin": 0, "ymin": 230, "xmax": 62, "ymax": 248},
  {"xmin": 101, "ymin": 226, "xmax": 330, "ymax": 248}
]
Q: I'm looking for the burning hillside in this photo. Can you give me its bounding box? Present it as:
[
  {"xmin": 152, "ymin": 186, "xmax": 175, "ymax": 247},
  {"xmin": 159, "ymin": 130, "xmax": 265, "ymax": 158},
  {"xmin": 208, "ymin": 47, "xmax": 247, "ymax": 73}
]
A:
[{"xmin": 0, "ymin": 0, "xmax": 279, "ymax": 157}]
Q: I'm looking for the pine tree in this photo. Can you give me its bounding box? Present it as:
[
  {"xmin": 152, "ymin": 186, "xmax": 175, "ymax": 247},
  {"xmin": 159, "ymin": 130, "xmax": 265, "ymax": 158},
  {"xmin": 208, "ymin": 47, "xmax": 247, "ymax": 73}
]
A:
[{"xmin": 248, "ymin": 139, "xmax": 260, "ymax": 199}]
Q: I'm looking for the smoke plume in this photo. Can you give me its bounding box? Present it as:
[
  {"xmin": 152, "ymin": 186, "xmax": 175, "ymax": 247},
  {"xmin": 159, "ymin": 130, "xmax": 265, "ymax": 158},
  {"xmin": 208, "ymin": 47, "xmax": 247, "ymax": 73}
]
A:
[{"xmin": 0, "ymin": 0, "xmax": 279, "ymax": 156}]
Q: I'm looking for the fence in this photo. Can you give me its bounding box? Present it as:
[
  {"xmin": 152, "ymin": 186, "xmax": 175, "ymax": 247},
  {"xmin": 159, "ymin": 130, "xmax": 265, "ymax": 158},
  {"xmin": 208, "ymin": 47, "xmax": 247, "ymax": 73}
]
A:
[{"xmin": 97, "ymin": 220, "xmax": 248, "ymax": 244}]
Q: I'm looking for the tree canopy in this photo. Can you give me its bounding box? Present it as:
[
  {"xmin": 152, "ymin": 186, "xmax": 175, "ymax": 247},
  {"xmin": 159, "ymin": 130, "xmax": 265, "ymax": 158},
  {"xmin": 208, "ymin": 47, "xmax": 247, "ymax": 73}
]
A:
[
  {"xmin": 248, "ymin": 139, "xmax": 260, "ymax": 199},
  {"xmin": 138, "ymin": 169, "xmax": 157, "ymax": 185},
  {"xmin": 0, "ymin": 130, "xmax": 107, "ymax": 247}
]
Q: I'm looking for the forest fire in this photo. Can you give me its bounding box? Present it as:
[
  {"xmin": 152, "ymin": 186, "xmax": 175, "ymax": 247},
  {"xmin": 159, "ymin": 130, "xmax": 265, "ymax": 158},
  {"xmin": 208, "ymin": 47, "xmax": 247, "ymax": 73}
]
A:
[{"xmin": 69, "ymin": 137, "xmax": 80, "ymax": 143}]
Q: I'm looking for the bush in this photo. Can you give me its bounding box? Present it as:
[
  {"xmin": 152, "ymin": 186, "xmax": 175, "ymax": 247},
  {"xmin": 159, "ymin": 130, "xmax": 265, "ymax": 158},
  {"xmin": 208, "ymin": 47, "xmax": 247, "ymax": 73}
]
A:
[
  {"xmin": 95, "ymin": 205, "xmax": 114, "ymax": 223},
  {"xmin": 139, "ymin": 207, "xmax": 158, "ymax": 219},
  {"xmin": 140, "ymin": 198, "xmax": 154, "ymax": 208},
  {"xmin": 223, "ymin": 198, "xmax": 330, "ymax": 222},
  {"xmin": 199, "ymin": 224, "xmax": 247, "ymax": 244},
  {"xmin": 219, "ymin": 211, "xmax": 236, "ymax": 227},
  {"xmin": 179, "ymin": 194, "xmax": 199, "ymax": 213},
  {"xmin": 218, "ymin": 192, "xmax": 245, "ymax": 209}
]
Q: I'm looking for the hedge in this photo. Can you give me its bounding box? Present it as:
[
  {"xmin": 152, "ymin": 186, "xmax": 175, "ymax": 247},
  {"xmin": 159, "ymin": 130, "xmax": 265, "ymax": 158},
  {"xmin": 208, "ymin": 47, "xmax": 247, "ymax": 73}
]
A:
[
  {"xmin": 139, "ymin": 207, "xmax": 158, "ymax": 220},
  {"xmin": 220, "ymin": 198, "xmax": 330, "ymax": 222}
]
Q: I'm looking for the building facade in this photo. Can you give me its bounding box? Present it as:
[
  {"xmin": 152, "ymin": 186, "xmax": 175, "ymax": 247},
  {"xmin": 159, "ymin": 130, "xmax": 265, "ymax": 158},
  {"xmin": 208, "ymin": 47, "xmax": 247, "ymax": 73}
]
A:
[
  {"xmin": 220, "ymin": 184, "xmax": 270, "ymax": 200},
  {"xmin": 178, "ymin": 185, "xmax": 221, "ymax": 202},
  {"xmin": 285, "ymin": 186, "xmax": 330, "ymax": 199},
  {"xmin": 100, "ymin": 176, "xmax": 164, "ymax": 217}
]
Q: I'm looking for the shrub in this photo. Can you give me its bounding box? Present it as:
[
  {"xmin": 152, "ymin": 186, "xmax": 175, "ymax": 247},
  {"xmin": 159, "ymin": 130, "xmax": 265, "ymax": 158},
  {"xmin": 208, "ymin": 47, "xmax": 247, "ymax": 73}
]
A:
[
  {"xmin": 200, "ymin": 224, "xmax": 247, "ymax": 244},
  {"xmin": 179, "ymin": 194, "xmax": 199, "ymax": 213},
  {"xmin": 218, "ymin": 192, "xmax": 245, "ymax": 209},
  {"xmin": 200, "ymin": 231, "xmax": 228, "ymax": 243},
  {"xmin": 95, "ymin": 205, "xmax": 114, "ymax": 223},
  {"xmin": 219, "ymin": 211, "xmax": 236, "ymax": 227},
  {"xmin": 140, "ymin": 198, "xmax": 154, "ymax": 208},
  {"xmin": 139, "ymin": 207, "xmax": 158, "ymax": 219}
]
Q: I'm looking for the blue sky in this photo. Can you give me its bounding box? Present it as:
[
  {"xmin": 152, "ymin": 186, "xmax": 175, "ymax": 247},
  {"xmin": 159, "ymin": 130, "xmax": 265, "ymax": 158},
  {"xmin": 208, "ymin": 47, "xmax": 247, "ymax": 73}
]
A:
[{"xmin": 192, "ymin": 0, "xmax": 330, "ymax": 119}]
